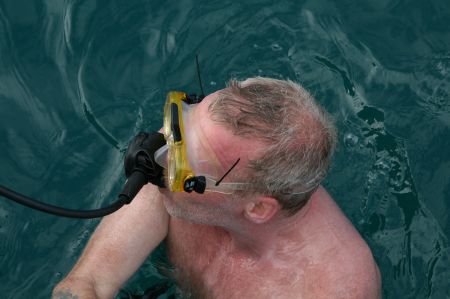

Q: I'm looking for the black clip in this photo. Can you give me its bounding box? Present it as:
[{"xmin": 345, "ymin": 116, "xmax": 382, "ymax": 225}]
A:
[
  {"xmin": 184, "ymin": 94, "xmax": 205, "ymax": 105},
  {"xmin": 184, "ymin": 176, "xmax": 206, "ymax": 194}
]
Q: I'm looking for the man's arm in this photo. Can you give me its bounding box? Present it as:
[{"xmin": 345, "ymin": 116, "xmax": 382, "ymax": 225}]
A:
[{"xmin": 53, "ymin": 184, "xmax": 169, "ymax": 299}]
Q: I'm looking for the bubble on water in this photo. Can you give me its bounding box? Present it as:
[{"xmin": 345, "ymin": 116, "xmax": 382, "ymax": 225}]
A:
[
  {"xmin": 224, "ymin": 24, "xmax": 234, "ymax": 34},
  {"xmin": 68, "ymin": 228, "xmax": 92, "ymax": 255},
  {"xmin": 166, "ymin": 32, "xmax": 176, "ymax": 54},
  {"xmin": 370, "ymin": 122, "xmax": 384, "ymax": 129},
  {"xmin": 21, "ymin": 221, "xmax": 30, "ymax": 232},
  {"xmin": 390, "ymin": 186, "xmax": 412, "ymax": 194},
  {"xmin": 303, "ymin": 9, "xmax": 315, "ymax": 27},
  {"xmin": 271, "ymin": 43, "xmax": 282, "ymax": 51},
  {"xmin": 253, "ymin": 44, "xmax": 259, "ymax": 48},
  {"xmin": 343, "ymin": 132, "xmax": 359, "ymax": 148},
  {"xmin": 375, "ymin": 158, "xmax": 391, "ymax": 173},
  {"xmin": 288, "ymin": 46, "xmax": 295, "ymax": 57},
  {"xmin": 436, "ymin": 61, "xmax": 448, "ymax": 76},
  {"xmin": 210, "ymin": 81, "xmax": 217, "ymax": 86},
  {"xmin": 367, "ymin": 170, "xmax": 379, "ymax": 185}
]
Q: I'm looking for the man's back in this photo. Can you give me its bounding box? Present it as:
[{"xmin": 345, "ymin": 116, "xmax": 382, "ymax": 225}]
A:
[{"xmin": 167, "ymin": 187, "xmax": 381, "ymax": 299}]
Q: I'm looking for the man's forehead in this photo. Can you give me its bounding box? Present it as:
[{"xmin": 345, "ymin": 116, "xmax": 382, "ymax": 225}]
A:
[{"xmin": 193, "ymin": 92, "xmax": 262, "ymax": 171}]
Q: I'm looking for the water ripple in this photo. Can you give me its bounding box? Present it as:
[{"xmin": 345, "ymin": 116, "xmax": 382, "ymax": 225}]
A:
[
  {"xmin": 1, "ymin": 1, "xmax": 450, "ymax": 298},
  {"xmin": 0, "ymin": 208, "xmax": 22, "ymax": 267},
  {"xmin": 290, "ymin": 9, "xmax": 450, "ymax": 297}
]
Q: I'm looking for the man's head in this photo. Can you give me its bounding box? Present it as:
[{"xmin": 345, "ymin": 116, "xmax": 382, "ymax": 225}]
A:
[
  {"xmin": 209, "ymin": 77, "xmax": 337, "ymax": 215},
  {"xmin": 160, "ymin": 77, "xmax": 337, "ymax": 224}
]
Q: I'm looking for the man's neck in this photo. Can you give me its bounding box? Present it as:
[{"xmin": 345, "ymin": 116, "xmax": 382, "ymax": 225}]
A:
[{"xmin": 224, "ymin": 199, "xmax": 314, "ymax": 261}]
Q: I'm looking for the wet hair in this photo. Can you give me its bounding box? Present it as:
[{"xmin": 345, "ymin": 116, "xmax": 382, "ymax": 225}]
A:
[{"xmin": 208, "ymin": 77, "xmax": 337, "ymax": 215}]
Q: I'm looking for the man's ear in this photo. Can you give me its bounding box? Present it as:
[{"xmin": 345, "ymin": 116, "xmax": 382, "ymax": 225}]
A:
[{"xmin": 243, "ymin": 196, "xmax": 281, "ymax": 224}]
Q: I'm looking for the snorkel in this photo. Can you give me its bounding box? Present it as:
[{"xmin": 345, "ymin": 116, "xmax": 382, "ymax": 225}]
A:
[
  {"xmin": 0, "ymin": 55, "xmax": 246, "ymax": 218},
  {"xmin": 0, "ymin": 56, "xmax": 205, "ymax": 219},
  {"xmin": 0, "ymin": 131, "xmax": 168, "ymax": 218}
]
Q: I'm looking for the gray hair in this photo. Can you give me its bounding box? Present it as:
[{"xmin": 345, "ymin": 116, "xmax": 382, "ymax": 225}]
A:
[{"xmin": 208, "ymin": 77, "xmax": 337, "ymax": 215}]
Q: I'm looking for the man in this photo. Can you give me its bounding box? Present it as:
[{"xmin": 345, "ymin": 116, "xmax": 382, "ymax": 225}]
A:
[{"xmin": 53, "ymin": 77, "xmax": 381, "ymax": 298}]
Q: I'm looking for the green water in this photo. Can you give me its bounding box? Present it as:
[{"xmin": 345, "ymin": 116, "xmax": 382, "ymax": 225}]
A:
[{"xmin": 1, "ymin": 0, "xmax": 449, "ymax": 298}]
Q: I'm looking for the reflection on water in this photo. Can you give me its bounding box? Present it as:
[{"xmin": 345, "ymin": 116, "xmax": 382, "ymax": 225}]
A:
[{"xmin": 0, "ymin": 0, "xmax": 449, "ymax": 298}]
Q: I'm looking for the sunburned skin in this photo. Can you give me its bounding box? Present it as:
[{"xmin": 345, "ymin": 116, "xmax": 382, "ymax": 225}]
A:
[
  {"xmin": 187, "ymin": 92, "xmax": 262, "ymax": 178},
  {"xmin": 166, "ymin": 187, "xmax": 381, "ymax": 299},
  {"xmin": 161, "ymin": 93, "xmax": 381, "ymax": 298},
  {"xmin": 52, "ymin": 86, "xmax": 381, "ymax": 299}
]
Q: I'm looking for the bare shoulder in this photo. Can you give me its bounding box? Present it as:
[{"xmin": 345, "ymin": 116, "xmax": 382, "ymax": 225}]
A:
[
  {"xmin": 312, "ymin": 241, "xmax": 382, "ymax": 299},
  {"xmin": 301, "ymin": 187, "xmax": 382, "ymax": 298},
  {"xmin": 305, "ymin": 252, "xmax": 382, "ymax": 299}
]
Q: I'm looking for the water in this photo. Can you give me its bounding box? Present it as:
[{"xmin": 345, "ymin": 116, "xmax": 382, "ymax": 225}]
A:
[{"xmin": 0, "ymin": 0, "xmax": 449, "ymax": 298}]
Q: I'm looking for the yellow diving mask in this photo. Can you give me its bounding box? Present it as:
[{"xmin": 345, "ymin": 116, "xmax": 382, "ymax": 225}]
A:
[{"xmin": 154, "ymin": 91, "xmax": 249, "ymax": 194}]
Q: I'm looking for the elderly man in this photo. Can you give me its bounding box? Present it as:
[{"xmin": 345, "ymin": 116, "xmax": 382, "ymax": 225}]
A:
[{"xmin": 53, "ymin": 78, "xmax": 381, "ymax": 298}]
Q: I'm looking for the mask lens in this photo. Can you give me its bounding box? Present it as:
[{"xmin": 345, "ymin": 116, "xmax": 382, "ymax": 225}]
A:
[
  {"xmin": 166, "ymin": 102, "xmax": 178, "ymax": 189},
  {"xmin": 164, "ymin": 101, "xmax": 171, "ymax": 138},
  {"xmin": 161, "ymin": 91, "xmax": 200, "ymax": 192},
  {"xmin": 167, "ymin": 145, "xmax": 176, "ymax": 186}
]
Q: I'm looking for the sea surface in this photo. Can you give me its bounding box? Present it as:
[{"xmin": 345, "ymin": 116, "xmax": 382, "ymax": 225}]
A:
[{"xmin": 1, "ymin": 0, "xmax": 449, "ymax": 298}]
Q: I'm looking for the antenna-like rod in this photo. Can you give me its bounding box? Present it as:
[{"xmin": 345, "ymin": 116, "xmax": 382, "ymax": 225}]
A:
[
  {"xmin": 215, "ymin": 158, "xmax": 240, "ymax": 186},
  {"xmin": 195, "ymin": 54, "xmax": 205, "ymax": 97}
]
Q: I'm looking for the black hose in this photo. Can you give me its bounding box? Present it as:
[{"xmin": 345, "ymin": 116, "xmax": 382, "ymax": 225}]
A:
[
  {"xmin": 0, "ymin": 184, "xmax": 128, "ymax": 219},
  {"xmin": 0, "ymin": 132, "xmax": 165, "ymax": 219}
]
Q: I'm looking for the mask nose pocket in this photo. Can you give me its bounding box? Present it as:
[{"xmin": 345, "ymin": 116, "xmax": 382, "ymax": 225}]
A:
[{"xmin": 154, "ymin": 144, "xmax": 169, "ymax": 168}]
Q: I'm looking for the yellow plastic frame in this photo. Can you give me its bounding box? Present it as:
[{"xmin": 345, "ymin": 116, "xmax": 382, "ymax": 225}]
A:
[{"xmin": 163, "ymin": 91, "xmax": 195, "ymax": 192}]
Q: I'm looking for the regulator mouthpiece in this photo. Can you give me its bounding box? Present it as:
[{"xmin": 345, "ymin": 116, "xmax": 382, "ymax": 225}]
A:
[{"xmin": 122, "ymin": 132, "xmax": 166, "ymax": 196}]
